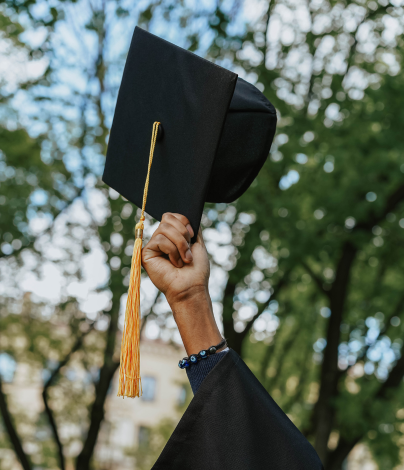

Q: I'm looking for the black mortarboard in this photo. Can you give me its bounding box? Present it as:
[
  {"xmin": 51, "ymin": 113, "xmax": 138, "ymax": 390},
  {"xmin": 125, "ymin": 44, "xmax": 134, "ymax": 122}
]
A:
[{"xmin": 103, "ymin": 26, "xmax": 277, "ymax": 237}]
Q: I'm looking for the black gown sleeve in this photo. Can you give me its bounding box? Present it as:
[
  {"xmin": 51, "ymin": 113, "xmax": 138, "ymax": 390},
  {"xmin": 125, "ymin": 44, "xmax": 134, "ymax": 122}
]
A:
[{"xmin": 152, "ymin": 349, "xmax": 323, "ymax": 470}]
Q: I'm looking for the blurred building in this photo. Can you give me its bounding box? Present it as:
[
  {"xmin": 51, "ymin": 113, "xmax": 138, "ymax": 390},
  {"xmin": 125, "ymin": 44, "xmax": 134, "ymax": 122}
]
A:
[
  {"xmin": 0, "ymin": 339, "xmax": 188, "ymax": 470},
  {"xmin": 95, "ymin": 339, "xmax": 188, "ymax": 469}
]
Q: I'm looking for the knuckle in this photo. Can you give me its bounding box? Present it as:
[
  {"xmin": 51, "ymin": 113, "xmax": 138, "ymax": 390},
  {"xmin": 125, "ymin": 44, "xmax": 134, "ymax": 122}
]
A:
[
  {"xmin": 182, "ymin": 216, "xmax": 191, "ymax": 226},
  {"xmin": 154, "ymin": 233, "xmax": 165, "ymax": 244},
  {"xmin": 159, "ymin": 222, "xmax": 170, "ymax": 232},
  {"xmin": 161, "ymin": 212, "xmax": 172, "ymax": 221},
  {"xmin": 179, "ymin": 239, "xmax": 189, "ymax": 252}
]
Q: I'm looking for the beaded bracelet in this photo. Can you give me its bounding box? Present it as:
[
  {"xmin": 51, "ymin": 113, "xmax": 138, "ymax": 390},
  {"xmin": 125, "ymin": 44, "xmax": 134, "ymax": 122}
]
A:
[{"xmin": 178, "ymin": 338, "xmax": 227, "ymax": 369}]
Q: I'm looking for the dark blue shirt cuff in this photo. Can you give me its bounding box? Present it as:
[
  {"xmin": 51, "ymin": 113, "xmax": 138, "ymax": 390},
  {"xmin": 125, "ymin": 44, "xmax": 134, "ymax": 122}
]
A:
[{"xmin": 186, "ymin": 349, "xmax": 229, "ymax": 394}]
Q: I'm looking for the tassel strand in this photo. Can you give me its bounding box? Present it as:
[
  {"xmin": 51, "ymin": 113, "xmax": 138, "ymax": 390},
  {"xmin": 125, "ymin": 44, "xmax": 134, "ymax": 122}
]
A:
[{"xmin": 117, "ymin": 121, "xmax": 160, "ymax": 398}]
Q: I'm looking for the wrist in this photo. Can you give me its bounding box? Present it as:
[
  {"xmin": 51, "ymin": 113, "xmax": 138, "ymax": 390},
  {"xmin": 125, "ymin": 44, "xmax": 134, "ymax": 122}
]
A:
[
  {"xmin": 168, "ymin": 286, "xmax": 223, "ymax": 356},
  {"xmin": 166, "ymin": 285, "xmax": 210, "ymax": 311}
]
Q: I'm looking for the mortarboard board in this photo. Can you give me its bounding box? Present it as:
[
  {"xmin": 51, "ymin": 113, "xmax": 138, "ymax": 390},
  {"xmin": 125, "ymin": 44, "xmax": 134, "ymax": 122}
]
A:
[{"xmin": 102, "ymin": 27, "xmax": 277, "ymax": 399}]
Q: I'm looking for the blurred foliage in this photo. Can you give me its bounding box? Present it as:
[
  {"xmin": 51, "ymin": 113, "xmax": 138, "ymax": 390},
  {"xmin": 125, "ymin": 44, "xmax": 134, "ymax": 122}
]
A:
[
  {"xmin": 0, "ymin": 0, "xmax": 404, "ymax": 469},
  {"xmin": 0, "ymin": 294, "xmax": 105, "ymax": 469},
  {"xmin": 0, "ymin": 128, "xmax": 74, "ymax": 259},
  {"xmin": 207, "ymin": 2, "xmax": 404, "ymax": 468}
]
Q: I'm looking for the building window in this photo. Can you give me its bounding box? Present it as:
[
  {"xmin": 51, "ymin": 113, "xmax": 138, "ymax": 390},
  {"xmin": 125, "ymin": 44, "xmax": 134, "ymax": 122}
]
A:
[
  {"xmin": 138, "ymin": 426, "xmax": 150, "ymax": 447},
  {"xmin": 141, "ymin": 376, "xmax": 156, "ymax": 401}
]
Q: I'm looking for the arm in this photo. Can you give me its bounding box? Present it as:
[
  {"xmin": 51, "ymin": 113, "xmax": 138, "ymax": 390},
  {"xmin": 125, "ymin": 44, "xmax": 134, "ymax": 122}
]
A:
[{"xmin": 142, "ymin": 212, "xmax": 224, "ymax": 355}]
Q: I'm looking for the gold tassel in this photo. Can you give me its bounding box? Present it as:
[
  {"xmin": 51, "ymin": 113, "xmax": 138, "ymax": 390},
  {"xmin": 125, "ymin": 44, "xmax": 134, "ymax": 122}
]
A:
[{"xmin": 117, "ymin": 121, "xmax": 160, "ymax": 398}]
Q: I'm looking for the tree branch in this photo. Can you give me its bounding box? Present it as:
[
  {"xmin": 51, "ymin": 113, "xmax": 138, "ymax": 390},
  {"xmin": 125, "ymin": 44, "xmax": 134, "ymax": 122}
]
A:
[
  {"xmin": 260, "ymin": 339, "xmax": 276, "ymax": 382},
  {"xmin": 268, "ymin": 324, "xmax": 300, "ymax": 392},
  {"xmin": 343, "ymin": 292, "xmax": 404, "ymax": 376},
  {"xmin": 342, "ymin": 3, "xmax": 391, "ymax": 85},
  {"xmin": 43, "ymin": 324, "xmax": 94, "ymax": 470},
  {"xmin": 264, "ymin": 0, "xmax": 276, "ymax": 56},
  {"xmin": 139, "ymin": 292, "xmax": 162, "ymax": 337},
  {"xmin": 75, "ymin": 7, "xmax": 124, "ymax": 468},
  {"xmin": 283, "ymin": 342, "xmax": 312, "ymax": 414},
  {"xmin": 376, "ymin": 352, "xmax": 404, "ymax": 400},
  {"xmin": 0, "ymin": 375, "xmax": 32, "ymax": 470},
  {"xmin": 354, "ymin": 183, "xmax": 404, "ymax": 233},
  {"xmin": 242, "ymin": 267, "xmax": 292, "ymax": 339},
  {"xmin": 301, "ymin": 261, "xmax": 330, "ymax": 298},
  {"xmin": 328, "ymin": 350, "xmax": 404, "ymax": 469}
]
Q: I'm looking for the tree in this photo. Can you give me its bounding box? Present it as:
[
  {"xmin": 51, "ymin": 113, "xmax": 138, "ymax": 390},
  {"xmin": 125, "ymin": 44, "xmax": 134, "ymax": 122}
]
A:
[
  {"xmin": 1, "ymin": 0, "xmax": 404, "ymax": 469},
  {"xmin": 207, "ymin": 1, "xmax": 404, "ymax": 468},
  {"xmin": 1, "ymin": 1, "xmax": 221, "ymax": 468}
]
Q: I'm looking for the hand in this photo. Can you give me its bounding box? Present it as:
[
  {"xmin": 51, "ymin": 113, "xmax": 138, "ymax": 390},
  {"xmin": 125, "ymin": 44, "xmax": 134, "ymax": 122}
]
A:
[
  {"xmin": 142, "ymin": 213, "xmax": 223, "ymax": 355},
  {"xmin": 141, "ymin": 213, "xmax": 209, "ymax": 304}
]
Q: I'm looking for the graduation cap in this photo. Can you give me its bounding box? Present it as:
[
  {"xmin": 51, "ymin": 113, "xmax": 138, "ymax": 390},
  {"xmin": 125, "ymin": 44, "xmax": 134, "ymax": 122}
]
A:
[{"xmin": 102, "ymin": 27, "xmax": 277, "ymax": 398}]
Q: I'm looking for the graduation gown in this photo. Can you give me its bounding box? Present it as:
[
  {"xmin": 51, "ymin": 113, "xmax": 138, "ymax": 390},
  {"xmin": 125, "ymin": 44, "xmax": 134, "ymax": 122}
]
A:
[{"xmin": 152, "ymin": 349, "xmax": 323, "ymax": 470}]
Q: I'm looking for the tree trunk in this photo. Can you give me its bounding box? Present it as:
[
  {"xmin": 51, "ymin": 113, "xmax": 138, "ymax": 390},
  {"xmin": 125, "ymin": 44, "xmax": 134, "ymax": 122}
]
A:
[
  {"xmin": 76, "ymin": 301, "xmax": 120, "ymax": 470},
  {"xmin": 75, "ymin": 360, "xmax": 119, "ymax": 470},
  {"xmin": 0, "ymin": 376, "xmax": 32, "ymax": 470},
  {"xmin": 313, "ymin": 242, "xmax": 357, "ymax": 465}
]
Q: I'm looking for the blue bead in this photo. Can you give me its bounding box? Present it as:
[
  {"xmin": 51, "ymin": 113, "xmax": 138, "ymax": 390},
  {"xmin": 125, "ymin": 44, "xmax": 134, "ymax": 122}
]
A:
[
  {"xmin": 190, "ymin": 355, "xmax": 198, "ymax": 363},
  {"xmin": 178, "ymin": 359, "xmax": 189, "ymax": 369},
  {"xmin": 199, "ymin": 350, "xmax": 208, "ymax": 359}
]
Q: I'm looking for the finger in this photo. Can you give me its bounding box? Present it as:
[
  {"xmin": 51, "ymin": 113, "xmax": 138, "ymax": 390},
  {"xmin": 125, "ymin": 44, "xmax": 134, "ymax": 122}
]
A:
[
  {"xmin": 161, "ymin": 213, "xmax": 191, "ymax": 244},
  {"xmin": 147, "ymin": 233, "xmax": 183, "ymax": 268},
  {"xmin": 155, "ymin": 222, "xmax": 193, "ymax": 264},
  {"xmin": 167, "ymin": 213, "xmax": 194, "ymax": 239}
]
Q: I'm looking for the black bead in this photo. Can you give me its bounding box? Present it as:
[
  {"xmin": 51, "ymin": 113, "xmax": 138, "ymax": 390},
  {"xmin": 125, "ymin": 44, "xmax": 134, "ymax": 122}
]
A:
[{"xmin": 209, "ymin": 346, "xmax": 217, "ymax": 355}]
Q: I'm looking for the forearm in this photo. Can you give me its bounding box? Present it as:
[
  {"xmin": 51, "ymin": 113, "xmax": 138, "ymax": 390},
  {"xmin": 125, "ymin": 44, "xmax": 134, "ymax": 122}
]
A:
[{"xmin": 168, "ymin": 286, "xmax": 223, "ymax": 356}]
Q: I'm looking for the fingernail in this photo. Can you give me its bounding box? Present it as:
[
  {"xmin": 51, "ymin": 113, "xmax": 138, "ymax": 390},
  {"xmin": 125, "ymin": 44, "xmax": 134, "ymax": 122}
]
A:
[
  {"xmin": 186, "ymin": 224, "xmax": 194, "ymax": 238},
  {"xmin": 185, "ymin": 249, "xmax": 193, "ymax": 261}
]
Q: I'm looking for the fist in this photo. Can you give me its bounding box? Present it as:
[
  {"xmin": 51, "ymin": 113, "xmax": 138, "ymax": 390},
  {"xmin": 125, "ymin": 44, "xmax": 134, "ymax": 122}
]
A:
[{"xmin": 142, "ymin": 213, "xmax": 210, "ymax": 306}]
